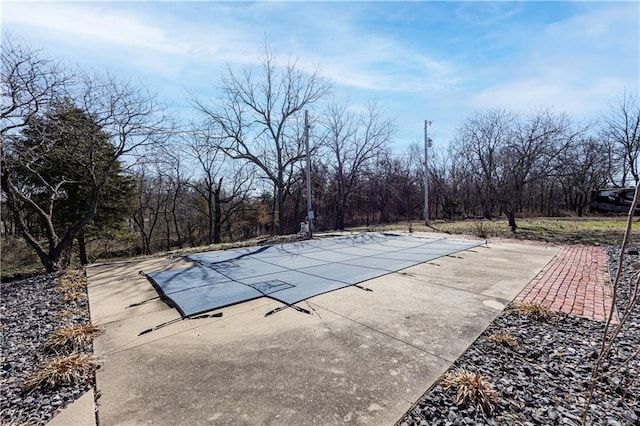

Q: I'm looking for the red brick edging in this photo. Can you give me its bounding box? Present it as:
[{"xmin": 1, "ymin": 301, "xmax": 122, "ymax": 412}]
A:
[{"xmin": 514, "ymin": 245, "xmax": 615, "ymax": 322}]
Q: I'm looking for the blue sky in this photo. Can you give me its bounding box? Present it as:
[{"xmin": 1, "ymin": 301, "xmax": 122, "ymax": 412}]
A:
[{"xmin": 3, "ymin": 1, "xmax": 639, "ymax": 154}]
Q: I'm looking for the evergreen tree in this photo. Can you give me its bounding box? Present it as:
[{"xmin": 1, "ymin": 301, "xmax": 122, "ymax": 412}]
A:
[{"xmin": 2, "ymin": 100, "xmax": 134, "ymax": 270}]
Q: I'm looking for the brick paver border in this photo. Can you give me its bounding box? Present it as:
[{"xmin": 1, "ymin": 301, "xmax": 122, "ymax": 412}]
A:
[{"xmin": 514, "ymin": 245, "xmax": 615, "ymax": 322}]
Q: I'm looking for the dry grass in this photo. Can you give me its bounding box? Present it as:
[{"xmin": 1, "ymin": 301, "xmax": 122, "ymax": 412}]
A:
[
  {"xmin": 53, "ymin": 308, "xmax": 87, "ymax": 319},
  {"xmin": 57, "ymin": 269, "xmax": 86, "ymax": 292},
  {"xmin": 57, "ymin": 269, "xmax": 88, "ymax": 302},
  {"xmin": 0, "ymin": 236, "xmax": 44, "ymax": 282},
  {"xmin": 487, "ymin": 332, "xmax": 519, "ymax": 350},
  {"xmin": 62, "ymin": 290, "xmax": 87, "ymax": 302},
  {"xmin": 43, "ymin": 322, "xmax": 103, "ymax": 354},
  {"xmin": 0, "ymin": 421, "xmax": 33, "ymax": 426},
  {"xmin": 23, "ymin": 354, "xmax": 97, "ymax": 392},
  {"xmin": 473, "ymin": 219, "xmax": 490, "ymax": 238},
  {"xmin": 441, "ymin": 368, "xmax": 499, "ymax": 414},
  {"xmin": 431, "ymin": 217, "xmax": 631, "ymax": 245},
  {"xmin": 510, "ymin": 302, "xmax": 554, "ymax": 320}
]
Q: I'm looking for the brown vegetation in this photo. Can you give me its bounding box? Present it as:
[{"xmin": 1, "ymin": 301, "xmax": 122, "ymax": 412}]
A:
[
  {"xmin": 23, "ymin": 354, "xmax": 98, "ymax": 392},
  {"xmin": 440, "ymin": 368, "xmax": 499, "ymax": 414}
]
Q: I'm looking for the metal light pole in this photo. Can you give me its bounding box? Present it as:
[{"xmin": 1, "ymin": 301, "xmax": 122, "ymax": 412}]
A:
[
  {"xmin": 424, "ymin": 120, "xmax": 432, "ymax": 226},
  {"xmin": 304, "ymin": 110, "xmax": 314, "ymax": 238}
]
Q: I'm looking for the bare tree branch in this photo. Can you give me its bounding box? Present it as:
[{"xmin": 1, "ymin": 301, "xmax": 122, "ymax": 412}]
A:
[{"xmin": 193, "ymin": 45, "xmax": 332, "ymax": 234}]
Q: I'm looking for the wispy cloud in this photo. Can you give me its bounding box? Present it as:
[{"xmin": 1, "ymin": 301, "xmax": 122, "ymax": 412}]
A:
[
  {"xmin": 0, "ymin": 2, "xmax": 461, "ymax": 96},
  {"xmin": 276, "ymin": 4, "xmax": 460, "ymax": 95},
  {"xmin": 470, "ymin": 77, "xmax": 629, "ymax": 116},
  {"xmin": 5, "ymin": 2, "xmax": 186, "ymax": 54},
  {"xmin": 303, "ymin": 40, "xmax": 459, "ymax": 94},
  {"xmin": 2, "ymin": 2, "xmax": 268, "ymax": 88},
  {"xmin": 468, "ymin": 2, "xmax": 638, "ymax": 116},
  {"xmin": 454, "ymin": 2, "xmax": 525, "ymax": 26},
  {"xmin": 2, "ymin": 1, "xmax": 637, "ymax": 146}
]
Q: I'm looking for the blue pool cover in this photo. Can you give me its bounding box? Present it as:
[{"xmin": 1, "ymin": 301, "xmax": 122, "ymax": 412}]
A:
[{"xmin": 146, "ymin": 233, "xmax": 481, "ymax": 318}]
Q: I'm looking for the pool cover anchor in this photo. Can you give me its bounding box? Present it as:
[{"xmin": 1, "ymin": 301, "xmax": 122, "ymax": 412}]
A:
[
  {"xmin": 264, "ymin": 303, "xmax": 312, "ymax": 317},
  {"xmin": 138, "ymin": 312, "xmax": 224, "ymax": 336},
  {"xmin": 126, "ymin": 270, "xmax": 162, "ymax": 308},
  {"xmin": 126, "ymin": 296, "xmax": 161, "ymax": 308},
  {"xmin": 354, "ymin": 284, "xmax": 373, "ymax": 292}
]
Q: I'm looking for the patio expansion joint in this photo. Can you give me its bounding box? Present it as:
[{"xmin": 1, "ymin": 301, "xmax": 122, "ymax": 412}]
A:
[
  {"xmin": 392, "ymin": 271, "xmax": 513, "ymax": 305},
  {"xmin": 306, "ymin": 301, "xmax": 457, "ymax": 364},
  {"xmin": 95, "ymin": 299, "xmax": 276, "ymax": 358}
]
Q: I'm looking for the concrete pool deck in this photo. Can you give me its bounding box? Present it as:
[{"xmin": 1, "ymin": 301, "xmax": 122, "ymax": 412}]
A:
[{"xmin": 76, "ymin": 235, "xmax": 558, "ymax": 425}]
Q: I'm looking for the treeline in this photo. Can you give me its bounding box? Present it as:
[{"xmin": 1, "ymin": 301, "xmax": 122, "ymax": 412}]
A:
[{"xmin": 2, "ymin": 38, "xmax": 638, "ymax": 271}]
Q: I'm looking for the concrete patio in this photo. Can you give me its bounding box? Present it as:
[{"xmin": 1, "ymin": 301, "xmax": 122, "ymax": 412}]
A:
[{"xmin": 81, "ymin": 235, "xmax": 557, "ymax": 425}]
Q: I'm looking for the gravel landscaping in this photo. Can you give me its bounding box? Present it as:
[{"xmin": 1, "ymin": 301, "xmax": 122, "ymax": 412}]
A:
[
  {"xmin": 0, "ymin": 246, "xmax": 638, "ymax": 425},
  {"xmin": 0, "ymin": 272, "xmax": 95, "ymax": 425},
  {"xmin": 399, "ymin": 245, "xmax": 640, "ymax": 426}
]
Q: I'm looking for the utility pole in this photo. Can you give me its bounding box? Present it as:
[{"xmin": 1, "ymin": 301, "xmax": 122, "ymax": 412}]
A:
[
  {"xmin": 424, "ymin": 120, "xmax": 432, "ymax": 226},
  {"xmin": 305, "ymin": 110, "xmax": 314, "ymax": 238}
]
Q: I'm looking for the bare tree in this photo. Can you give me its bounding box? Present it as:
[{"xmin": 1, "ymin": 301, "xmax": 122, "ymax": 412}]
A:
[
  {"xmin": 452, "ymin": 108, "xmax": 514, "ymax": 220},
  {"xmin": 130, "ymin": 162, "xmax": 163, "ymax": 255},
  {"xmin": 361, "ymin": 150, "xmax": 418, "ymax": 224},
  {"xmin": 583, "ymin": 185, "xmax": 640, "ymax": 423},
  {"xmin": 499, "ymin": 110, "xmax": 581, "ymax": 231},
  {"xmin": 1, "ymin": 37, "xmax": 71, "ymax": 137},
  {"xmin": 185, "ymin": 127, "xmax": 253, "ymax": 244},
  {"xmin": 422, "ymin": 147, "xmax": 460, "ymax": 220},
  {"xmin": 319, "ymin": 99, "xmax": 394, "ymax": 229},
  {"xmin": 76, "ymin": 72, "xmax": 168, "ymax": 163},
  {"xmin": 193, "ymin": 46, "xmax": 332, "ymax": 235},
  {"xmin": 155, "ymin": 144, "xmax": 190, "ymax": 250},
  {"xmin": 557, "ymin": 136, "xmax": 612, "ymax": 216},
  {"xmin": 602, "ymin": 92, "xmax": 640, "ymax": 186},
  {"xmin": 1, "ymin": 40, "xmax": 167, "ymax": 271},
  {"xmin": 453, "ymin": 109, "xmax": 582, "ymax": 232}
]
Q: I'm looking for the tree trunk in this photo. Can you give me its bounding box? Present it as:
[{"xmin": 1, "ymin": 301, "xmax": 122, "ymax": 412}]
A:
[
  {"xmin": 59, "ymin": 240, "xmax": 73, "ymax": 270},
  {"xmin": 33, "ymin": 243, "xmax": 56, "ymax": 272},
  {"xmin": 269, "ymin": 186, "xmax": 277, "ymax": 235},
  {"xmin": 165, "ymin": 215, "xmax": 171, "ymax": 251},
  {"xmin": 172, "ymin": 212, "xmax": 183, "ymax": 249},
  {"xmin": 142, "ymin": 233, "xmax": 151, "ymax": 255},
  {"xmin": 277, "ymin": 185, "xmax": 286, "ymax": 235},
  {"xmin": 171, "ymin": 190, "xmax": 183, "ymax": 249},
  {"xmin": 207, "ymin": 194, "xmax": 214, "ymax": 245},
  {"xmin": 213, "ymin": 190, "xmax": 222, "ymax": 244},
  {"xmin": 506, "ymin": 210, "xmax": 518, "ymax": 233},
  {"xmin": 78, "ymin": 232, "xmax": 89, "ymax": 265},
  {"xmin": 335, "ymin": 206, "xmax": 345, "ymax": 230},
  {"xmin": 577, "ymin": 193, "xmax": 584, "ymax": 217}
]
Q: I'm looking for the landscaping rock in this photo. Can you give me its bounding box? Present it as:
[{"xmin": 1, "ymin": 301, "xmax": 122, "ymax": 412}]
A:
[
  {"xmin": 400, "ymin": 245, "xmax": 640, "ymax": 425},
  {"xmin": 0, "ymin": 272, "xmax": 95, "ymax": 425}
]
